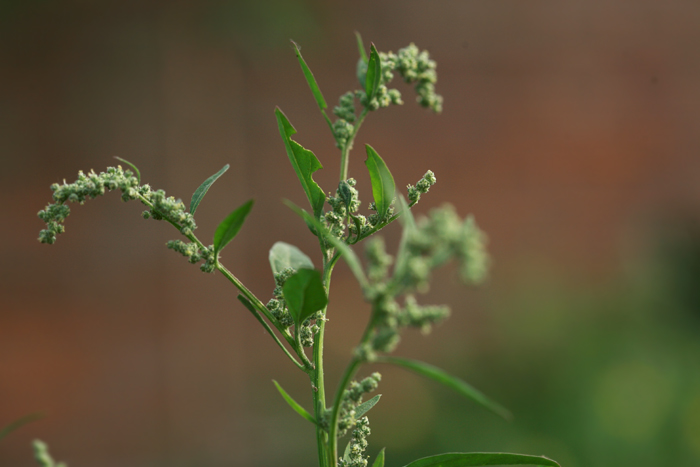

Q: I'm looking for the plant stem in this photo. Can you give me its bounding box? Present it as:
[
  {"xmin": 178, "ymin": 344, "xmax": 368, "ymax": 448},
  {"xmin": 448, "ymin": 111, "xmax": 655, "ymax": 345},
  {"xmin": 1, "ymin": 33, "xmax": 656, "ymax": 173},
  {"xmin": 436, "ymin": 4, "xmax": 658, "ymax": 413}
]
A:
[
  {"xmin": 327, "ymin": 357, "xmax": 362, "ymax": 467},
  {"xmin": 339, "ymin": 108, "xmax": 369, "ymax": 181}
]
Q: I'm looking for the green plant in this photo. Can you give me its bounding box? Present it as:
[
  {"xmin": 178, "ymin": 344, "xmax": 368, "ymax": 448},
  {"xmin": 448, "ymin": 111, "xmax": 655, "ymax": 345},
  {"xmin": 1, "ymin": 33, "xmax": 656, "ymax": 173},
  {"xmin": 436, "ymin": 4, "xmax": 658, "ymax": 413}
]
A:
[{"xmin": 35, "ymin": 35, "xmax": 561, "ymax": 467}]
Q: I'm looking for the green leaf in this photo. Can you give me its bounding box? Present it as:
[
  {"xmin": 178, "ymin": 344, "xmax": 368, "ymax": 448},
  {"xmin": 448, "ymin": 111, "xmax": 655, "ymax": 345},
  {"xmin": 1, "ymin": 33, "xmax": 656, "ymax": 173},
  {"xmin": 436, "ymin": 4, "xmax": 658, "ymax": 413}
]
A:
[
  {"xmin": 365, "ymin": 43, "xmax": 382, "ymax": 99},
  {"xmin": 372, "ymin": 448, "xmax": 386, "ymax": 467},
  {"xmin": 114, "ymin": 156, "xmax": 141, "ymax": 184},
  {"xmin": 190, "ymin": 164, "xmax": 230, "ymax": 214},
  {"xmin": 365, "ymin": 144, "xmax": 396, "ymax": 223},
  {"xmin": 272, "ymin": 380, "xmax": 317, "ymax": 425},
  {"xmin": 269, "ymin": 241, "xmax": 315, "ymax": 276},
  {"xmin": 343, "ymin": 440, "xmax": 353, "ymax": 462},
  {"xmin": 0, "ymin": 413, "xmax": 43, "ymax": 441},
  {"xmin": 376, "ymin": 356, "xmax": 512, "ymax": 421},
  {"xmin": 283, "ymin": 200, "xmax": 369, "ymax": 288},
  {"xmin": 283, "ymin": 268, "xmax": 328, "ymax": 325},
  {"xmin": 275, "ymin": 108, "xmax": 326, "ymax": 218},
  {"xmin": 402, "ymin": 452, "xmax": 560, "ymax": 467},
  {"xmin": 355, "ymin": 31, "xmax": 369, "ymax": 63},
  {"xmin": 213, "ymin": 199, "xmax": 254, "ymax": 254},
  {"xmin": 291, "ymin": 40, "xmax": 327, "ymax": 111},
  {"xmin": 393, "ymin": 196, "xmax": 416, "ymax": 277},
  {"xmin": 355, "ymin": 394, "xmax": 381, "ymax": 419}
]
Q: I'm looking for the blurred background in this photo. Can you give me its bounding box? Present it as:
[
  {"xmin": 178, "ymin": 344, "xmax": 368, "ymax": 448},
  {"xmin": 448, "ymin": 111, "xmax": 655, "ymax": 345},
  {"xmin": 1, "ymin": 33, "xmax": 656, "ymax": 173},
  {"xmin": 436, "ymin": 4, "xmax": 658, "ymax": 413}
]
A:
[{"xmin": 2, "ymin": 1, "xmax": 700, "ymax": 466}]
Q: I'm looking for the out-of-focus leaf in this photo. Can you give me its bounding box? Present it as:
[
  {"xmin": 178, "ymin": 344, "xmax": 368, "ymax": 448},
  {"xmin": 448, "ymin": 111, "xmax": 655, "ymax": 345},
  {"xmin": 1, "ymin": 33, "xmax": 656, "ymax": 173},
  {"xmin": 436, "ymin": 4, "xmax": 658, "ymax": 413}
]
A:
[
  {"xmin": 355, "ymin": 394, "xmax": 381, "ymax": 419},
  {"xmin": 269, "ymin": 241, "xmax": 314, "ymax": 275},
  {"xmin": 0, "ymin": 413, "xmax": 43, "ymax": 441},
  {"xmin": 372, "ymin": 448, "xmax": 386, "ymax": 467},
  {"xmin": 402, "ymin": 452, "xmax": 561, "ymax": 467},
  {"xmin": 114, "ymin": 156, "xmax": 141, "ymax": 184},
  {"xmin": 377, "ymin": 356, "xmax": 512, "ymax": 421},
  {"xmin": 275, "ymin": 108, "xmax": 325, "ymax": 218},
  {"xmin": 272, "ymin": 380, "xmax": 317, "ymax": 425},
  {"xmin": 284, "ymin": 200, "xmax": 369, "ymax": 288},
  {"xmin": 355, "ymin": 31, "xmax": 368, "ymax": 63},
  {"xmin": 213, "ymin": 199, "xmax": 254, "ymax": 254},
  {"xmin": 291, "ymin": 40, "xmax": 328, "ymax": 111},
  {"xmin": 365, "ymin": 43, "xmax": 382, "ymax": 99},
  {"xmin": 343, "ymin": 440, "xmax": 353, "ymax": 462},
  {"xmin": 190, "ymin": 164, "xmax": 230, "ymax": 214},
  {"xmin": 283, "ymin": 268, "xmax": 328, "ymax": 325},
  {"xmin": 365, "ymin": 144, "xmax": 396, "ymax": 223}
]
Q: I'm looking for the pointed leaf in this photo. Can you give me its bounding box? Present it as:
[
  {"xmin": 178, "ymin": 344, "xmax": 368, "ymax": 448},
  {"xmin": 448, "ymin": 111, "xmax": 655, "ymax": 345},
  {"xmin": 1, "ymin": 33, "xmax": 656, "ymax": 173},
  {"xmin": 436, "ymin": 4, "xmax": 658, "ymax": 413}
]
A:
[
  {"xmin": 283, "ymin": 268, "xmax": 328, "ymax": 325},
  {"xmin": 365, "ymin": 144, "xmax": 396, "ymax": 223},
  {"xmin": 275, "ymin": 108, "xmax": 326, "ymax": 218},
  {"xmin": 284, "ymin": 200, "xmax": 368, "ymax": 288},
  {"xmin": 190, "ymin": 164, "xmax": 230, "ymax": 214},
  {"xmin": 213, "ymin": 199, "xmax": 254, "ymax": 254},
  {"xmin": 355, "ymin": 31, "xmax": 368, "ymax": 64},
  {"xmin": 114, "ymin": 157, "xmax": 141, "ymax": 184},
  {"xmin": 402, "ymin": 452, "xmax": 560, "ymax": 467},
  {"xmin": 269, "ymin": 241, "xmax": 314, "ymax": 275},
  {"xmin": 273, "ymin": 380, "xmax": 317, "ymax": 425},
  {"xmin": 343, "ymin": 440, "xmax": 353, "ymax": 462},
  {"xmin": 372, "ymin": 448, "xmax": 386, "ymax": 467},
  {"xmin": 0, "ymin": 413, "xmax": 43, "ymax": 441},
  {"xmin": 377, "ymin": 356, "xmax": 512, "ymax": 421},
  {"xmin": 355, "ymin": 394, "xmax": 381, "ymax": 419},
  {"xmin": 291, "ymin": 40, "xmax": 327, "ymax": 111},
  {"xmin": 365, "ymin": 43, "xmax": 382, "ymax": 99}
]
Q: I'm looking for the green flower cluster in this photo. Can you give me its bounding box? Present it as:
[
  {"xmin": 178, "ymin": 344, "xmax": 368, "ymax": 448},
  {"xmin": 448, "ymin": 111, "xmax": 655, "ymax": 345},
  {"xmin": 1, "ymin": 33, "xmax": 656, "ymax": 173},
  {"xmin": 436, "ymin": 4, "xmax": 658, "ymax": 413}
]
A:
[
  {"xmin": 266, "ymin": 268, "xmax": 323, "ymax": 346},
  {"xmin": 335, "ymin": 372, "xmax": 381, "ymax": 436},
  {"xmin": 38, "ymin": 166, "xmax": 198, "ymax": 244},
  {"xmin": 33, "ymin": 440, "xmax": 66, "ymax": 467},
  {"xmin": 166, "ymin": 240, "xmax": 216, "ymax": 273},
  {"xmin": 338, "ymin": 416, "xmax": 371, "ymax": 467},
  {"xmin": 386, "ymin": 43, "xmax": 443, "ymax": 113},
  {"xmin": 407, "ymin": 170, "xmax": 437, "ymax": 205},
  {"xmin": 326, "ymin": 179, "xmax": 361, "ymax": 240},
  {"xmin": 354, "ymin": 205, "xmax": 488, "ymax": 361}
]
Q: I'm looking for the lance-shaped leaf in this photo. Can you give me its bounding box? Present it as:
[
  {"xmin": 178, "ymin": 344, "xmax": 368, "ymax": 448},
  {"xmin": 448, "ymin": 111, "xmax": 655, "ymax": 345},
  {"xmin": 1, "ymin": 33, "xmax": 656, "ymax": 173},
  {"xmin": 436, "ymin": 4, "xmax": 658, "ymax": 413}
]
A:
[
  {"xmin": 213, "ymin": 199, "xmax": 254, "ymax": 254},
  {"xmin": 275, "ymin": 108, "xmax": 326, "ymax": 218},
  {"xmin": 291, "ymin": 40, "xmax": 327, "ymax": 111},
  {"xmin": 190, "ymin": 164, "xmax": 230, "ymax": 214},
  {"xmin": 355, "ymin": 31, "xmax": 369, "ymax": 64},
  {"xmin": 114, "ymin": 156, "xmax": 141, "ymax": 184},
  {"xmin": 365, "ymin": 43, "xmax": 382, "ymax": 100},
  {"xmin": 372, "ymin": 448, "xmax": 386, "ymax": 467},
  {"xmin": 284, "ymin": 200, "xmax": 369, "ymax": 288},
  {"xmin": 376, "ymin": 356, "xmax": 512, "ymax": 421},
  {"xmin": 355, "ymin": 394, "xmax": 381, "ymax": 419},
  {"xmin": 0, "ymin": 413, "xmax": 43, "ymax": 441},
  {"xmin": 365, "ymin": 144, "xmax": 396, "ymax": 223},
  {"xmin": 283, "ymin": 268, "xmax": 328, "ymax": 325},
  {"xmin": 273, "ymin": 380, "xmax": 317, "ymax": 425},
  {"xmin": 269, "ymin": 241, "xmax": 315, "ymax": 276},
  {"xmin": 402, "ymin": 452, "xmax": 561, "ymax": 467}
]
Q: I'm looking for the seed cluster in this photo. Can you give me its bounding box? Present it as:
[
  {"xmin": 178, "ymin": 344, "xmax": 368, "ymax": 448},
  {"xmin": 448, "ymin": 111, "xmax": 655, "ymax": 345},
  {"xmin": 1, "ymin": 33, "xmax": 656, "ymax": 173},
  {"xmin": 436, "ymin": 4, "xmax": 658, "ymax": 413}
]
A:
[{"xmin": 266, "ymin": 267, "xmax": 323, "ymax": 346}]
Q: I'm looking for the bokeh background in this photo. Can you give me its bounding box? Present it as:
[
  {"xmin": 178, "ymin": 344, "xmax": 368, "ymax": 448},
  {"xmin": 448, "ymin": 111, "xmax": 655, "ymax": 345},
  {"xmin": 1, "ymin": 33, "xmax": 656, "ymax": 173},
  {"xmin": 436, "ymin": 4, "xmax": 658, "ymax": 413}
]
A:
[{"xmin": 3, "ymin": 1, "xmax": 700, "ymax": 466}]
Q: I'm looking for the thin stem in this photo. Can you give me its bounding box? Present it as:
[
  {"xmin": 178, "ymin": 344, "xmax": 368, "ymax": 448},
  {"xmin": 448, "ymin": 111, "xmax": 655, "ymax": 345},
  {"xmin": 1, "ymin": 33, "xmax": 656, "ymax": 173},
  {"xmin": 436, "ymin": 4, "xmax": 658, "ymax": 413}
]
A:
[
  {"xmin": 327, "ymin": 358, "xmax": 362, "ymax": 467},
  {"xmin": 339, "ymin": 108, "xmax": 369, "ymax": 182}
]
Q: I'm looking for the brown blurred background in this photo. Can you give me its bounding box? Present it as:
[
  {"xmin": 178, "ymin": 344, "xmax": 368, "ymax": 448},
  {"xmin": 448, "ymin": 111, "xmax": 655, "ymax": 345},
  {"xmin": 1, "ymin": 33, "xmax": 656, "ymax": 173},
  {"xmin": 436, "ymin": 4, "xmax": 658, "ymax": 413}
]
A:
[{"xmin": 3, "ymin": 1, "xmax": 700, "ymax": 466}]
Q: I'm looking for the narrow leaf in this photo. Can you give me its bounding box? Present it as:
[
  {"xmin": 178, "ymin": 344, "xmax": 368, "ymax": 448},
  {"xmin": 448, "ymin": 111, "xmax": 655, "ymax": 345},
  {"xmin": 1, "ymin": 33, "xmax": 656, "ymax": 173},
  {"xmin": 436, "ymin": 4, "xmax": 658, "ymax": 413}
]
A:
[
  {"xmin": 377, "ymin": 357, "xmax": 512, "ymax": 421},
  {"xmin": 269, "ymin": 241, "xmax": 314, "ymax": 276},
  {"xmin": 283, "ymin": 268, "xmax": 328, "ymax": 325},
  {"xmin": 355, "ymin": 31, "xmax": 369, "ymax": 63},
  {"xmin": 355, "ymin": 394, "xmax": 381, "ymax": 419},
  {"xmin": 275, "ymin": 108, "xmax": 326, "ymax": 218},
  {"xmin": 213, "ymin": 199, "xmax": 254, "ymax": 254},
  {"xmin": 365, "ymin": 43, "xmax": 382, "ymax": 99},
  {"xmin": 190, "ymin": 164, "xmax": 230, "ymax": 214},
  {"xmin": 283, "ymin": 200, "xmax": 369, "ymax": 288},
  {"xmin": 372, "ymin": 448, "xmax": 386, "ymax": 467},
  {"xmin": 114, "ymin": 156, "xmax": 141, "ymax": 184},
  {"xmin": 402, "ymin": 452, "xmax": 561, "ymax": 467},
  {"xmin": 343, "ymin": 440, "xmax": 353, "ymax": 462},
  {"xmin": 272, "ymin": 380, "xmax": 317, "ymax": 425},
  {"xmin": 0, "ymin": 413, "xmax": 43, "ymax": 441},
  {"xmin": 291, "ymin": 40, "xmax": 327, "ymax": 111},
  {"xmin": 365, "ymin": 144, "xmax": 396, "ymax": 223}
]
